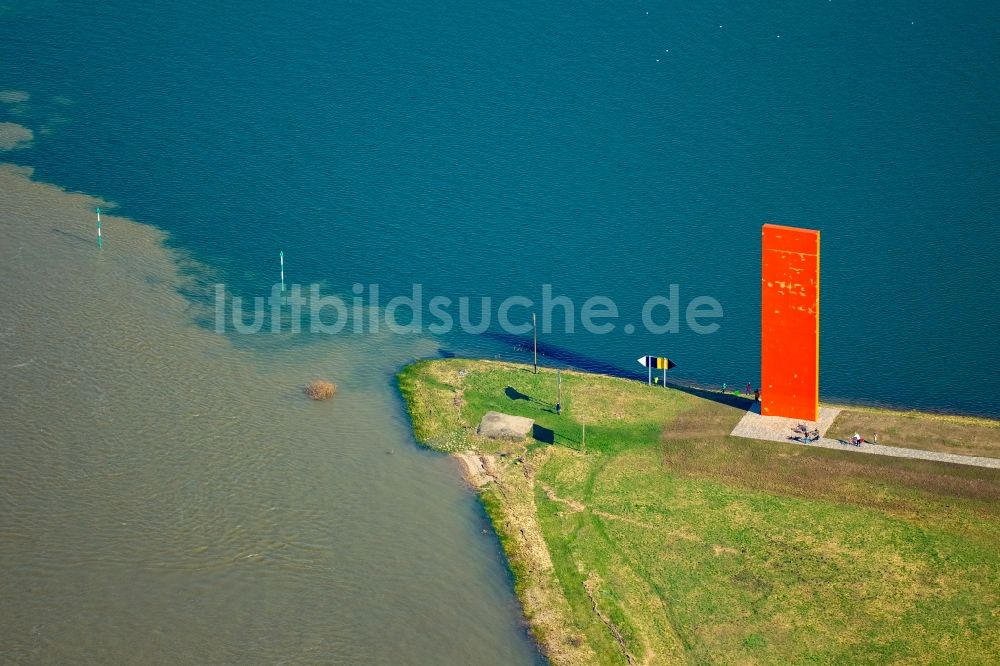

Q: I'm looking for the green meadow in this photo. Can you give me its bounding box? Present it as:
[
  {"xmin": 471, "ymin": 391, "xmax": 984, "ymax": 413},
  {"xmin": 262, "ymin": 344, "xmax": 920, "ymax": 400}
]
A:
[{"xmin": 398, "ymin": 359, "xmax": 1000, "ymax": 665}]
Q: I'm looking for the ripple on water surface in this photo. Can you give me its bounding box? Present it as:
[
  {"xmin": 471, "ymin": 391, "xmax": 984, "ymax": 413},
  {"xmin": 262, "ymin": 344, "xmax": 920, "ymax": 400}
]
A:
[{"xmin": 0, "ymin": 165, "xmax": 541, "ymax": 665}]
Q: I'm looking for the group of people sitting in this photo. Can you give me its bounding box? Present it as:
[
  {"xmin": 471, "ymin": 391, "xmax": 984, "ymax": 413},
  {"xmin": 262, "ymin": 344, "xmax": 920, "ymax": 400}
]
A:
[
  {"xmin": 792, "ymin": 423, "xmax": 821, "ymax": 443},
  {"xmin": 791, "ymin": 426, "xmax": 878, "ymax": 447}
]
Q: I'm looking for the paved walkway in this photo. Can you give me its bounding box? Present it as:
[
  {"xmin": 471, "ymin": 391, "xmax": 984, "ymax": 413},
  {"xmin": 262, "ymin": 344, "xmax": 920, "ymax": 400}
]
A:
[{"xmin": 730, "ymin": 405, "xmax": 1000, "ymax": 470}]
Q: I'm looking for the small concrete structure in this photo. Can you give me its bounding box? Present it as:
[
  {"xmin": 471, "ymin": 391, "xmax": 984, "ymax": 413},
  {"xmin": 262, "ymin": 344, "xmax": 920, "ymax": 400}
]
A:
[
  {"xmin": 477, "ymin": 411, "xmax": 534, "ymax": 440},
  {"xmin": 730, "ymin": 402, "xmax": 840, "ymax": 442}
]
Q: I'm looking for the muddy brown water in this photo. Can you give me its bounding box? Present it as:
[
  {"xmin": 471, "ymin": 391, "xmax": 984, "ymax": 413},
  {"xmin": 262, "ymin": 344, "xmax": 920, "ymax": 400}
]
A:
[{"xmin": 0, "ymin": 165, "xmax": 542, "ymax": 664}]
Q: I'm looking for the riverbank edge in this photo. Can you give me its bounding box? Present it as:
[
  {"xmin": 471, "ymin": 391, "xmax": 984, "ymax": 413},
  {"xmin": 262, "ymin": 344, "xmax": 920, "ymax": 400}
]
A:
[
  {"xmin": 398, "ymin": 359, "xmax": 601, "ymax": 664},
  {"xmin": 396, "ymin": 357, "xmax": 1000, "ymax": 666}
]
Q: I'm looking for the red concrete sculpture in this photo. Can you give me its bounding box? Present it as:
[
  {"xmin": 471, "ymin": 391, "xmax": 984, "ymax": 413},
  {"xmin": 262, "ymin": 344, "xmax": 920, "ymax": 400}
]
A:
[{"xmin": 761, "ymin": 224, "xmax": 820, "ymax": 421}]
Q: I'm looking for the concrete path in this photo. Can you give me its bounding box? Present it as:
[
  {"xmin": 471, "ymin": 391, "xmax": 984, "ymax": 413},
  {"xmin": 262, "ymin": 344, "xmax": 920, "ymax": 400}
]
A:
[{"xmin": 730, "ymin": 405, "xmax": 1000, "ymax": 470}]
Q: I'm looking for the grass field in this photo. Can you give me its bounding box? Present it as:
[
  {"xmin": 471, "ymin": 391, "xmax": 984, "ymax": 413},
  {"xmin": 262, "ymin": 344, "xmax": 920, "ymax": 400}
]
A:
[
  {"xmin": 827, "ymin": 407, "xmax": 1000, "ymax": 458},
  {"xmin": 397, "ymin": 359, "xmax": 1000, "ymax": 665}
]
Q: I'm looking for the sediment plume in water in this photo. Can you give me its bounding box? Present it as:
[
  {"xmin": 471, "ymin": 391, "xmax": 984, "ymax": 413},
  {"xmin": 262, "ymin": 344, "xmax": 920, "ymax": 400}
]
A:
[{"xmin": 0, "ymin": 164, "xmax": 541, "ymax": 665}]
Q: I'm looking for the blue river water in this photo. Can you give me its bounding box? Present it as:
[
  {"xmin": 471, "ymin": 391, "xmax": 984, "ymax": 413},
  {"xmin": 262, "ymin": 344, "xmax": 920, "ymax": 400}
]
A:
[{"xmin": 3, "ymin": 0, "xmax": 998, "ymax": 413}]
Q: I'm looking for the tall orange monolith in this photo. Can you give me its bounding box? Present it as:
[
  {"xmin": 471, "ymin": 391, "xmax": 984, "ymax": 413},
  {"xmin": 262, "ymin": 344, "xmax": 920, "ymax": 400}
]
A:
[{"xmin": 761, "ymin": 224, "xmax": 820, "ymax": 421}]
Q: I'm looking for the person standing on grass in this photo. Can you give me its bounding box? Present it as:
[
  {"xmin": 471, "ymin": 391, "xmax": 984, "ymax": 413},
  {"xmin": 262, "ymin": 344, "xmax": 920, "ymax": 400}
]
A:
[
  {"xmin": 873, "ymin": 433, "xmax": 878, "ymax": 445},
  {"xmin": 746, "ymin": 382, "xmax": 752, "ymax": 395}
]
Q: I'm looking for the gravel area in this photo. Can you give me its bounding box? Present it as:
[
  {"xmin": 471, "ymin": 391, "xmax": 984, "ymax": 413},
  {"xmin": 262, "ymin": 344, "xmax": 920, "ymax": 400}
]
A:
[{"xmin": 730, "ymin": 404, "xmax": 1000, "ymax": 469}]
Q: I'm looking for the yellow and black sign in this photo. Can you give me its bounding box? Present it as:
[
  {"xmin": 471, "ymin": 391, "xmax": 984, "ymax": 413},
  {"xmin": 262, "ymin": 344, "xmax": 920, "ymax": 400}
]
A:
[{"xmin": 638, "ymin": 355, "xmax": 676, "ymax": 370}]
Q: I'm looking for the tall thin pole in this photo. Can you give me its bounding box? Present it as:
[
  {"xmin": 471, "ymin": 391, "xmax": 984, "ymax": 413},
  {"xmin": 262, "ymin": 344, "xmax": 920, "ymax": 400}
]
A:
[
  {"xmin": 648, "ymin": 364, "xmax": 651, "ymax": 386},
  {"xmin": 279, "ymin": 250, "xmax": 285, "ymax": 293},
  {"xmin": 663, "ymin": 364, "xmax": 667, "ymax": 387},
  {"xmin": 556, "ymin": 369, "xmax": 561, "ymax": 414},
  {"xmin": 532, "ymin": 313, "xmax": 538, "ymax": 374},
  {"xmin": 96, "ymin": 207, "xmax": 102, "ymax": 248}
]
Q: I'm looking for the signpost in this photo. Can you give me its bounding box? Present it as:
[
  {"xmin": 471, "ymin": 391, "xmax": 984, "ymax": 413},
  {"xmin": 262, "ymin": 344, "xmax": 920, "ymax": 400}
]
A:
[
  {"xmin": 556, "ymin": 369, "xmax": 561, "ymax": 415},
  {"xmin": 637, "ymin": 355, "xmax": 676, "ymax": 386},
  {"xmin": 532, "ymin": 313, "xmax": 538, "ymax": 374}
]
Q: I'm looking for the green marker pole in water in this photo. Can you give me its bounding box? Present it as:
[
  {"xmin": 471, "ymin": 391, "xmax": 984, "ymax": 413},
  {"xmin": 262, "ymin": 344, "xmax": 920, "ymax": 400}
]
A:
[
  {"xmin": 96, "ymin": 207, "xmax": 103, "ymax": 248},
  {"xmin": 279, "ymin": 250, "xmax": 285, "ymax": 293}
]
